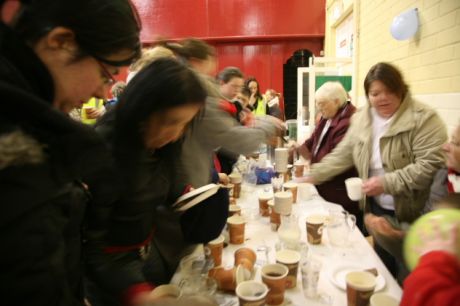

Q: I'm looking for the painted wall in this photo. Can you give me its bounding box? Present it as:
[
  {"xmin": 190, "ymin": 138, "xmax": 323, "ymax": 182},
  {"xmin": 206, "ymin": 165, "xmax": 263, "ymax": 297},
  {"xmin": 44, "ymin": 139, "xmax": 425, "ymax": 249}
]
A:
[
  {"xmin": 131, "ymin": 0, "xmax": 326, "ymax": 94},
  {"xmin": 325, "ymin": 0, "xmax": 460, "ymax": 134}
]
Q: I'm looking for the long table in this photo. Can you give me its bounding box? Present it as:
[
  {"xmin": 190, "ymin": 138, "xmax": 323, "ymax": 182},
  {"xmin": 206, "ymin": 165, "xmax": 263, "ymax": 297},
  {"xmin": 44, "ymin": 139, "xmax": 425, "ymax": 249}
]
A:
[{"xmin": 173, "ymin": 183, "xmax": 403, "ymax": 305}]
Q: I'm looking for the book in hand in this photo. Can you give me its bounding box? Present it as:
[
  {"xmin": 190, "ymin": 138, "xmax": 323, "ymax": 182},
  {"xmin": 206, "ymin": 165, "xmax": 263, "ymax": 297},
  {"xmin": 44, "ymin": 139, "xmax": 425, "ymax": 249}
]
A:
[{"xmin": 172, "ymin": 183, "xmax": 220, "ymax": 212}]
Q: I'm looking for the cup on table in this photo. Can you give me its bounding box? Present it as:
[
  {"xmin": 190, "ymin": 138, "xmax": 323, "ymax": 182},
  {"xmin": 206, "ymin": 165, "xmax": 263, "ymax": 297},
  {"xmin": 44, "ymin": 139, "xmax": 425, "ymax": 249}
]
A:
[
  {"xmin": 149, "ymin": 284, "xmax": 181, "ymax": 300},
  {"xmin": 229, "ymin": 204, "xmax": 242, "ymax": 217},
  {"xmin": 283, "ymin": 182, "xmax": 298, "ymax": 203},
  {"xmin": 306, "ymin": 215, "xmax": 326, "ymax": 245},
  {"xmin": 261, "ymin": 263, "xmax": 289, "ymax": 306},
  {"xmin": 205, "ymin": 235, "xmax": 225, "ymax": 267},
  {"xmin": 345, "ymin": 177, "xmax": 363, "ymax": 201},
  {"xmin": 236, "ymin": 280, "xmax": 269, "ymax": 306},
  {"xmin": 234, "ymin": 247, "xmax": 257, "ymax": 272},
  {"xmin": 346, "ymin": 271, "xmax": 377, "ymax": 306},
  {"xmin": 258, "ymin": 193, "xmax": 272, "ymax": 217},
  {"xmin": 208, "ymin": 266, "xmax": 237, "ymax": 291},
  {"xmin": 275, "ymin": 249, "xmax": 301, "ymax": 289},
  {"xmin": 293, "ymin": 162, "xmax": 305, "ymax": 177},
  {"xmin": 274, "ymin": 148, "xmax": 289, "ymax": 173},
  {"xmin": 274, "ymin": 191, "xmax": 293, "ymax": 215},
  {"xmin": 180, "ymin": 274, "xmax": 218, "ymax": 297},
  {"xmin": 370, "ymin": 293, "xmax": 400, "ymax": 306},
  {"xmin": 227, "ymin": 215, "xmax": 246, "ymax": 244},
  {"xmin": 229, "ymin": 173, "xmax": 243, "ymax": 198},
  {"xmin": 268, "ymin": 200, "xmax": 280, "ymax": 231},
  {"xmin": 300, "ymin": 259, "xmax": 322, "ymax": 299}
]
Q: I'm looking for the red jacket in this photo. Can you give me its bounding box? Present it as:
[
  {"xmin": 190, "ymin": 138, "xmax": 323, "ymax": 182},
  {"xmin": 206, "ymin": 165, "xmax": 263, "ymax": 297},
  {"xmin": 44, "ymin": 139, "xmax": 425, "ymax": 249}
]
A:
[
  {"xmin": 401, "ymin": 251, "xmax": 460, "ymax": 306},
  {"xmin": 303, "ymin": 102, "xmax": 359, "ymax": 216}
]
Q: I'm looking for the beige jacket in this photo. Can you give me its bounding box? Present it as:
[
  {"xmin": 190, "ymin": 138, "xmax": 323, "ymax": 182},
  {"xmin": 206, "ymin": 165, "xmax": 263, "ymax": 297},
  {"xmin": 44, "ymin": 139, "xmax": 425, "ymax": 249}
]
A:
[{"xmin": 310, "ymin": 92, "xmax": 447, "ymax": 223}]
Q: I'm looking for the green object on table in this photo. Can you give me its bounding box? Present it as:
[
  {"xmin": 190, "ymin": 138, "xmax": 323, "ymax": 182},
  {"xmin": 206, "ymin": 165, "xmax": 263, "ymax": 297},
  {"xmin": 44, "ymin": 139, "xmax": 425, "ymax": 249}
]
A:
[
  {"xmin": 315, "ymin": 76, "xmax": 352, "ymax": 91},
  {"xmin": 403, "ymin": 208, "xmax": 460, "ymax": 270}
]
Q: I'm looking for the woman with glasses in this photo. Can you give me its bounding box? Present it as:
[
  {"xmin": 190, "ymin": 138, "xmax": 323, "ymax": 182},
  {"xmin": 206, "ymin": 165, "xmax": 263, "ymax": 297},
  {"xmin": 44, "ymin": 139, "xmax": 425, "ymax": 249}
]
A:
[{"xmin": 0, "ymin": 0, "xmax": 140, "ymax": 305}]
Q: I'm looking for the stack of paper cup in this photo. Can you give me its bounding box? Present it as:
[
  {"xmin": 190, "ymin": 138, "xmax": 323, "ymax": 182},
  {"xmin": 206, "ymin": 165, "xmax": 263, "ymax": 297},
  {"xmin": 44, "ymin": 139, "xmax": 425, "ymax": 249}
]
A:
[
  {"xmin": 274, "ymin": 148, "xmax": 289, "ymax": 173},
  {"xmin": 274, "ymin": 191, "xmax": 293, "ymax": 215}
]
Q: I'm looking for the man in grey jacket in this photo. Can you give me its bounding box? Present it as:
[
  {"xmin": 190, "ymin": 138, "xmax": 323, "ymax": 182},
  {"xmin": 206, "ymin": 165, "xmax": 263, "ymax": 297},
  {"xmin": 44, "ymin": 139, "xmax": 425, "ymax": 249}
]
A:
[{"xmin": 181, "ymin": 66, "xmax": 284, "ymax": 187}]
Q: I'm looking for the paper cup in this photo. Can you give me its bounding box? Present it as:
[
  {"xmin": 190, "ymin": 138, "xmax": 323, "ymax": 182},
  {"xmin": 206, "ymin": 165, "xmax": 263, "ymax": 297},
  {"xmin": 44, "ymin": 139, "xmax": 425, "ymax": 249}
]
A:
[
  {"xmin": 345, "ymin": 177, "xmax": 363, "ymax": 201},
  {"xmin": 228, "ymin": 216, "xmax": 246, "ymax": 244},
  {"xmin": 274, "ymin": 191, "xmax": 293, "ymax": 215},
  {"xmin": 258, "ymin": 193, "xmax": 272, "ymax": 217},
  {"xmin": 306, "ymin": 215, "xmax": 326, "ymax": 245},
  {"xmin": 236, "ymin": 280, "xmax": 269, "ymax": 306},
  {"xmin": 268, "ymin": 200, "xmax": 280, "ymax": 231},
  {"xmin": 370, "ymin": 293, "xmax": 400, "ymax": 306},
  {"xmin": 346, "ymin": 271, "xmax": 377, "ymax": 306},
  {"xmin": 261, "ymin": 264, "xmax": 289, "ymax": 306},
  {"xmin": 206, "ymin": 235, "xmax": 225, "ymax": 266},
  {"xmin": 229, "ymin": 204, "xmax": 242, "ymax": 217},
  {"xmin": 298, "ymin": 183, "xmax": 313, "ymax": 201},
  {"xmin": 283, "ymin": 182, "xmax": 298, "ymax": 203},
  {"xmin": 275, "ymin": 250, "xmax": 301, "ymax": 289}
]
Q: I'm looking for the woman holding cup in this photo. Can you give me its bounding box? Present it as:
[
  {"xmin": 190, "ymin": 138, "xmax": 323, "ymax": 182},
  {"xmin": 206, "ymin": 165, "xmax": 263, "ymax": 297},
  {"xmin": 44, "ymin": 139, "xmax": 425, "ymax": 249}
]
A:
[
  {"xmin": 292, "ymin": 82, "xmax": 361, "ymax": 229},
  {"xmin": 299, "ymin": 63, "xmax": 447, "ymax": 280}
]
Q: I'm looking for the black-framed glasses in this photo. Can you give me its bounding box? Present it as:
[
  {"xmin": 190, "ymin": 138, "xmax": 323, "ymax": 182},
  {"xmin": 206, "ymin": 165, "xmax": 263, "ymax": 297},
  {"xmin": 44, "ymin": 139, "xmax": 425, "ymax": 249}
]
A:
[{"xmin": 95, "ymin": 59, "xmax": 116, "ymax": 86}]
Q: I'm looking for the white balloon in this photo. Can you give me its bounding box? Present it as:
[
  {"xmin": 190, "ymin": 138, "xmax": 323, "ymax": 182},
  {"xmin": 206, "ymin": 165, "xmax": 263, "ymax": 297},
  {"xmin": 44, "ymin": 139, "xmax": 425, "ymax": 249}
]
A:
[{"xmin": 390, "ymin": 8, "xmax": 419, "ymax": 40}]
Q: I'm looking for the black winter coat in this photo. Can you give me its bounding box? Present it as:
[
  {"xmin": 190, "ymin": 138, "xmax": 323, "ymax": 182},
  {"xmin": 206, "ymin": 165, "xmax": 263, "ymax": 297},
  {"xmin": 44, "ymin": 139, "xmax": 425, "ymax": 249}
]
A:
[
  {"xmin": 0, "ymin": 24, "xmax": 116, "ymax": 306},
  {"xmin": 85, "ymin": 109, "xmax": 229, "ymax": 306}
]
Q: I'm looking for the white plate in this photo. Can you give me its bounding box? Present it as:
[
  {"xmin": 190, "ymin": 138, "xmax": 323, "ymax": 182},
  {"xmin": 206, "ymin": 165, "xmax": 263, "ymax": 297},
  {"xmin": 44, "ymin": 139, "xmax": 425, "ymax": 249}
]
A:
[
  {"xmin": 173, "ymin": 184, "xmax": 220, "ymax": 212},
  {"xmin": 328, "ymin": 264, "xmax": 386, "ymax": 292}
]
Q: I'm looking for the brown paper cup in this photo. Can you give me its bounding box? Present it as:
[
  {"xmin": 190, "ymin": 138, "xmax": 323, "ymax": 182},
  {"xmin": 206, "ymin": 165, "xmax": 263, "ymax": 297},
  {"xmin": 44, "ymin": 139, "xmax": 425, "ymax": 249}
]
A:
[
  {"xmin": 229, "ymin": 173, "xmax": 242, "ymax": 198},
  {"xmin": 306, "ymin": 215, "xmax": 326, "ymax": 245},
  {"xmin": 268, "ymin": 200, "xmax": 280, "ymax": 231},
  {"xmin": 275, "ymin": 250, "xmax": 301, "ymax": 289},
  {"xmin": 258, "ymin": 194, "xmax": 272, "ymax": 217},
  {"xmin": 346, "ymin": 271, "xmax": 377, "ymax": 306},
  {"xmin": 294, "ymin": 164, "xmax": 304, "ymax": 177},
  {"xmin": 208, "ymin": 267, "xmax": 237, "ymax": 291},
  {"xmin": 228, "ymin": 216, "xmax": 246, "ymax": 244},
  {"xmin": 229, "ymin": 204, "xmax": 242, "ymax": 217},
  {"xmin": 206, "ymin": 235, "xmax": 225, "ymax": 266},
  {"xmin": 261, "ymin": 264, "xmax": 289, "ymax": 306},
  {"xmin": 236, "ymin": 280, "xmax": 269, "ymax": 306},
  {"xmin": 283, "ymin": 182, "xmax": 298, "ymax": 203}
]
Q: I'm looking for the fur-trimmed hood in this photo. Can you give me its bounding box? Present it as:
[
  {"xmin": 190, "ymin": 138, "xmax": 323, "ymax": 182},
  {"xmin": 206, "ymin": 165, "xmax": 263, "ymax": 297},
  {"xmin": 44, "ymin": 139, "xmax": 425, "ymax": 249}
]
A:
[{"xmin": 0, "ymin": 130, "xmax": 45, "ymax": 170}]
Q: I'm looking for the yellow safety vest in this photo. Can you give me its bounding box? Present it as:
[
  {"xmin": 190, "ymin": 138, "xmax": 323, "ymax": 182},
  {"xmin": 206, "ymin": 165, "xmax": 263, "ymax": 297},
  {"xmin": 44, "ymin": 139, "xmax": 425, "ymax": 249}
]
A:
[
  {"xmin": 252, "ymin": 97, "xmax": 266, "ymax": 116},
  {"xmin": 81, "ymin": 98, "xmax": 104, "ymax": 125}
]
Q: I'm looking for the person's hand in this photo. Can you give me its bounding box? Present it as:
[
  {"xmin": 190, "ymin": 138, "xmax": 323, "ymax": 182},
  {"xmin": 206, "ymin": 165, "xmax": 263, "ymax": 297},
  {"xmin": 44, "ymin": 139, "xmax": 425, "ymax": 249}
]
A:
[
  {"xmin": 416, "ymin": 221, "xmax": 459, "ymax": 257},
  {"xmin": 218, "ymin": 173, "xmax": 229, "ymax": 185},
  {"xmin": 265, "ymin": 115, "xmax": 286, "ymax": 132},
  {"xmin": 362, "ymin": 176, "xmax": 385, "ymax": 196},
  {"xmin": 85, "ymin": 107, "xmax": 106, "ymax": 119},
  {"xmin": 364, "ymin": 213, "xmax": 405, "ymax": 239}
]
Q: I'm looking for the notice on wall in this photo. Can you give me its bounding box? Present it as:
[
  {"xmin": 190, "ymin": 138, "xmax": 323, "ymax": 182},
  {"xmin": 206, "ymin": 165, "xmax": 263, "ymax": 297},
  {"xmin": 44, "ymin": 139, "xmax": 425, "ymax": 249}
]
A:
[{"xmin": 336, "ymin": 13, "xmax": 353, "ymax": 58}]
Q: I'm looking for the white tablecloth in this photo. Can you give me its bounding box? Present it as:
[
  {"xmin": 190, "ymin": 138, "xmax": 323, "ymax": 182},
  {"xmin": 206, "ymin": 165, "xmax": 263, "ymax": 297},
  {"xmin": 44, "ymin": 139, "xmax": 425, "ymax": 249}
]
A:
[{"xmin": 173, "ymin": 183, "xmax": 402, "ymax": 305}]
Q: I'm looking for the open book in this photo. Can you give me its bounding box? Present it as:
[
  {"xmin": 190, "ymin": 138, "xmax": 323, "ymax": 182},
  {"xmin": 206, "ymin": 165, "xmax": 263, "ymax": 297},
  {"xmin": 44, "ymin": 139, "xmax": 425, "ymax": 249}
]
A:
[{"xmin": 172, "ymin": 183, "xmax": 220, "ymax": 212}]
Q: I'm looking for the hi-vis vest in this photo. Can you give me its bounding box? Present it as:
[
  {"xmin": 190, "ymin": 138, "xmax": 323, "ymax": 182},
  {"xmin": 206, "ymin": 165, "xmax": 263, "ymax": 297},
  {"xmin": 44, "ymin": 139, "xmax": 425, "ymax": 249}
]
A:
[
  {"xmin": 81, "ymin": 97, "xmax": 104, "ymax": 125},
  {"xmin": 252, "ymin": 97, "xmax": 266, "ymax": 116}
]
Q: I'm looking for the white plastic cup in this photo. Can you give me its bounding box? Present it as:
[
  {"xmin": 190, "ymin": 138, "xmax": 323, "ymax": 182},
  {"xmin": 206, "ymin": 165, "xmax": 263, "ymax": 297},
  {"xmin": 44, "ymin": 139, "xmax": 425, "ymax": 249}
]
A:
[{"xmin": 345, "ymin": 177, "xmax": 363, "ymax": 201}]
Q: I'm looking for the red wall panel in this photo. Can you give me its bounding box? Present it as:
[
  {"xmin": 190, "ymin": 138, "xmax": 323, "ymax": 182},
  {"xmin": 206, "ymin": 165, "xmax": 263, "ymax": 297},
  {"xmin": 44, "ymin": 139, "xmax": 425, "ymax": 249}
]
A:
[
  {"xmin": 133, "ymin": 0, "xmax": 325, "ymax": 41},
  {"xmin": 131, "ymin": 0, "xmax": 325, "ymax": 97}
]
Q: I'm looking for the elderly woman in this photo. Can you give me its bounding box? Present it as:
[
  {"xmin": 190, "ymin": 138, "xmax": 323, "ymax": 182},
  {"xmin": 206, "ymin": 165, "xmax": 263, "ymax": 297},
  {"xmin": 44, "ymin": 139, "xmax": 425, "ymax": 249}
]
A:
[
  {"xmin": 301, "ymin": 62, "xmax": 447, "ymax": 280},
  {"xmin": 296, "ymin": 81, "xmax": 360, "ymax": 227}
]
